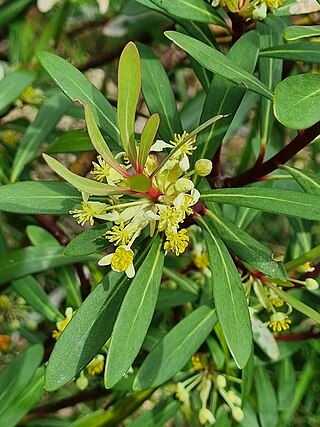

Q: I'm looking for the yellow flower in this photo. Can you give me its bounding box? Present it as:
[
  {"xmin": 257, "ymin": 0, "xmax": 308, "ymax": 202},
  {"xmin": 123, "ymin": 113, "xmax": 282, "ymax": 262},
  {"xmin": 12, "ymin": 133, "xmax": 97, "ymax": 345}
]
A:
[
  {"xmin": 86, "ymin": 354, "xmax": 105, "ymax": 376},
  {"xmin": 0, "ymin": 130, "xmax": 20, "ymax": 146},
  {"xmin": 268, "ymin": 312, "xmax": 291, "ymax": 332},
  {"xmin": 91, "ymin": 155, "xmax": 123, "ymax": 184},
  {"xmin": 105, "ymin": 222, "xmax": 131, "ymax": 246},
  {"xmin": 52, "ymin": 307, "xmax": 74, "ymax": 340},
  {"xmin": 98, "ymin": 245, "xmax": 135, "ymax": 278},
  {"xmin": 296, "ymin": 262, "xmax": 315, "ymax": 273},
  {"xmin": 269, "ymin": 289, "xmax": 284, "ymax": 307},
  {"xmin": 164, "ymin": 229, "xmax": 189, "ymax": 256},
  {"xmin": 191, "ymin": 353, "xmax": 204, "ymax": 371},
  {"xmin": 70, "ymin": 201, "xmax": 108, "ymax": 226},
  {"xmin": 157, "ymin": 205, "xmax": 184, "ymax": 232}
]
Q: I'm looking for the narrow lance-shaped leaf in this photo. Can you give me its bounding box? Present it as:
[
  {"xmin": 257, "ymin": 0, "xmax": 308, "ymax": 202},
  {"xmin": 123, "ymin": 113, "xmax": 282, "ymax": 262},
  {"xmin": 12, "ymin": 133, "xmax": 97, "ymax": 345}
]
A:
[
  {"xmin": 284, "ymin": 25, "xmax": 320, "ymax": 40},
  {"xmin": 84, "ymin": 105, "xmax": 129, "ymax": 177},
  {"xmin": 117, "ymin": 42, "xmax": 140, "ymax": 167},
  {"xmin": 194, "ymin": 30, "xmax": 260, "ymax": 171},
  {"xmin": 134, "ymin": 305, "xmax": 217, "ymax": 390},
  {"xmin": 45, "ymin": 268, "xmax": 137, "ymax": 391},
  {"xmin": 0, "ymin": 70, "xmax": 36, "ymax": 112},
  {"xmin": 12, "ymin": 276, "xmax": 63, "ymax": 323},
  {"xmin": 150, "ymin": 0, "xmax": 227, "ymax": 28},
  {"xmin": 105, "ymin": 235, "xmax": 164, "ymax": 388},
  {"xmin": 260, "ymin": 42, "xmax": 320, "ymax": 64},
  {"xmin": 0, "ymin": 181, "xmax": 81, "ymax": 215},
  {"xmin": 137, "ymin": 43, "xmax": 183, "ymax": 141},
  {"xmin": 36, "ymin": 51, "xmax": 119, "ymax": 144},
  {"xmin": 201, "ymin": 187, "xmax": 320, "ymax": 221},
  {"xmin": 11, "ymin": 93, "xmax": 72, "ymax": 183},
  {"xmin": 0, "ymin": 344, "xmax": 43, "ymax": 414},
  {"xmin": 205, "ymin": 210, "xmax": 287, "ymax": 279},
  {"xmin": 256, "ymin": 365, "xmax": 278, "ymax": 427},
  {"xmin": 282, "ymin": 165, "xmax": 320, "ymax": 195},
  {"xmin": 198, "ymin": 216, "xmax": 252, "ymax": 369},
  {"xmin": 165, "ymin": 31, "xmax": 273, "ymax": 100},
  {"xmin": 137, "ymin": 113, "xmax": 160, "ymax": 171},
  {"xmin": 43, "ymin": 154, "xmax": 128, "ymax": 196},
  {"xmin": 0, "ymin": 246, "xmax": 98, "ymax": 286}
]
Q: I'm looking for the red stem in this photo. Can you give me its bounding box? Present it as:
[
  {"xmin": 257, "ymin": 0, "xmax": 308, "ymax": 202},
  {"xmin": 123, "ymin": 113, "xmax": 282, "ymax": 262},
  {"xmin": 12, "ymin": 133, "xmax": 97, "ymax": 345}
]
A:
[{"xmin": 221, "ymin": 121, "xmax": 320, "ymax": 188}]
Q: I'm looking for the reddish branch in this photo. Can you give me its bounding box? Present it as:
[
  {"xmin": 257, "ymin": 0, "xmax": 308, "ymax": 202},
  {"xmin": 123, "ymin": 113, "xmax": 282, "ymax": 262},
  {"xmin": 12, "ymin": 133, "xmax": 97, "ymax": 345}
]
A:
[
  {"xmin": 22, "ymin": 387, "xmax": 109, "ymax": 422},
  {"xmin": 219, "ymin": 121, "xmax": 320, "ymax": 188},
  {"xmin": 276, "ymin": 330, "xmax": 320, "ymax": 342}
]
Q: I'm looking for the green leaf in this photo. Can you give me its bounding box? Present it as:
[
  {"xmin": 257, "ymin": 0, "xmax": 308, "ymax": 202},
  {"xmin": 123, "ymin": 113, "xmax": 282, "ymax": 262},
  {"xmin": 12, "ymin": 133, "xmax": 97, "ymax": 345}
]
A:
[
  {"xmin": 201, "ymin": 187, "xmax": 320, "ymax": 221},
  {"xmin": 0, "ymin": 246, "xmax": 97, "ymax": 286},
  {"xmin": 255, "ymin": 366, "xmax": 278, "ymax": 427},
  {"xmin": 127, "ymin": 173, "xmax": 152, "ymax": 192},
  {"xmin": 37, "ymin": 51, "xmax": 119, "ymax": 144},
  {"xmin": 0, "ymin": 181, "xmax": 81, "ymax": 214},
  {"xmin": 130, "ymin": 398, "xmax": 181, "ymax": 427},
  {"xmin": 205, "ymin": 210, "xmax": 287, "ymax": 279},
  {"xmin": 46, "ymin": 130, "xmax": 93, "ymax": 154},
  {"xmin": 33, "ymin": 1, "xmax": 70, "ymax": 53},
  {"xmin": 138, "ymin": 113, "xmax": 160, "ymax": 170},
  {"xmin": 156, "ymin": 288, "xmax": 198, "ymax": 309},
  {"xmin": 45, "ymin": 273, "xmax": 132, "ymax": 391},
  {"xmin": 26, "ymin": 225, "xmax": 60, "ymax": 246},
  {"xmin": 260, "ymin": 42, "xmax": 320, "ymax": 63},
  {"xmin": 0, "ymin": 344, "xmax": 44, "ymax": 416},
  {"xmin": 165, "ymin": 31, "xmax": 273, "ymax": 100},
  {"xmin": 150, "ymin": 0, "xmax": 227, "ymax": 27},
  {"xmin": 199, "ymin": 217, "xmax": 252, "ymax": 368},
  {"xmin": 0, "ymin": 367, "xmax": 45, "ymax": 427},
  {"xmin": 241, "ymin": 350, "xmax": 254, "ymax": 406},
  {"xmin": 133, "ymin": 305, "xmax": 217, "ymax": 390},
  {"xmin": 284, "ymin": 25, "xmax": 320, "ymax": 40},
  {"xmin": 43, "ymin": 154, "xmax": 126, "ymax": 196},
  {"xmin": 71, "ymin": 390, "xmax": 153, "ymax": 427},
  {"xmin": 0, "ymin": 70, "xmax": 36, "ymax": 112},
  {"xmin": 274, "ymin": 74, "xmax": 320, "ymax": 129},
  {"xmin": 105, "ymin": 235, "xmax": 164, "ymax": 388},
  {"xmin": 277, "ymin": 358, "xmax": 296, "ymax": 411},
  {"xmin": 64, "ymin": 223, "xmax": 111, "ymax": 257},
  {"xmin": 282, "ymin": 165, "xmax": 320, "ymax": 195},
  {"xmin": 117, "ymin": 42, "xmax": 140, "ymax": 166},
  {"xmin": 194, "ymin": 31, "xmax": 260, "ymax": 169},
  {"xmin": 12, "ymin": 276, "xmax": 63, "ymax": 323},
  {"xmin": 268, "ymin": 284, "xmax": 320, "ymax": 323},
  {"xmin": 134, "ymin": 305, "xmax": 217, "ymax": 389},
  {"xmin": 257, "ymin": 22, "xmax": 283, "ymax": 147},
  {"xmin": 137, "ymin": 43, "xmax": 183, "ymax": 141},
  {"xmin": 84, "ymin": 104, "xmax": 125, "ymax": 176},
  {"xmin": 11, "ymin": 93, "xmax": 72, "ymax": 182},
  {"xmin": 0, "ymin": 0, "xmax": 33, "ymax": 28}
]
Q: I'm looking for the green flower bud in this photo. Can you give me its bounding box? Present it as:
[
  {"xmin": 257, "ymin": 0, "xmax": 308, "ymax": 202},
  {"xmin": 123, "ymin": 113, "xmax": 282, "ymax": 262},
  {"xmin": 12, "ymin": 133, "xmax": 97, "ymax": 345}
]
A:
[
  {"xmin": 232, "ymin": 407, "xmax": 244, "ymax": 422},
  {"xmin": 195, "ymin": 159, "xmax": 213, "ymax": 177},
  {"xmin": 305, "ymin": 278, "xmax": 319, "ymax": 291},
  {"xmin": 174, "ymin": 178, "xmax": 194, "ymax": 193}
]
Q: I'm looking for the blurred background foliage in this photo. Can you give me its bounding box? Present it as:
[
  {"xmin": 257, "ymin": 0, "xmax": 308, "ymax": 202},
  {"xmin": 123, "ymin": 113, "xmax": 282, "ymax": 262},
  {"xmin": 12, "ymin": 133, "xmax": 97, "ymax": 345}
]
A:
[{"xmin": 0, "ymin": 0, "xmax": 320, "ymax": 426}]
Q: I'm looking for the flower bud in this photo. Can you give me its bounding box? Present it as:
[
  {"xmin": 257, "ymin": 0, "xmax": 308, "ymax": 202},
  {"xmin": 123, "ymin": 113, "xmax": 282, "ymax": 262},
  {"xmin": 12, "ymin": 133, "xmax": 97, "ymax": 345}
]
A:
[
  {"xmin": 232, "ymin": 407, "xmax": 244, "ymax": 422},
  {"xmin": 215, "ymin": 374, "xmax": 227, "ymax": 389},
  {"xmin": 195, "ymin": 159, "xmax": 213, "ymax": 177},
  {"xmin": 174, "ymin": 178, "xmax": 194, "ymax": 193},
  {"xmin": 305, "ymin": 278, "xmax": 319, "ymax": 291}
]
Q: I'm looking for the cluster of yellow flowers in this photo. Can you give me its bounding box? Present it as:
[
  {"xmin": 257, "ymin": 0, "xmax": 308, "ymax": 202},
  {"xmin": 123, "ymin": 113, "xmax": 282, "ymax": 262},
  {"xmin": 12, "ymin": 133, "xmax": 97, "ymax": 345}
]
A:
[
  {"xmin": 209, "ymin": 0, "xmax": 285, "ymax": 19},
  {"xmin": 59, "ymin": 131, "xmax": 211, "ymax": 279},
  {"xmin": 175, "ymin": 353, "xmax": 244, "ymax": 425},
  {"xmin": 243, "ymin": 261, "xmax": 318, "ymax": 333}
]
